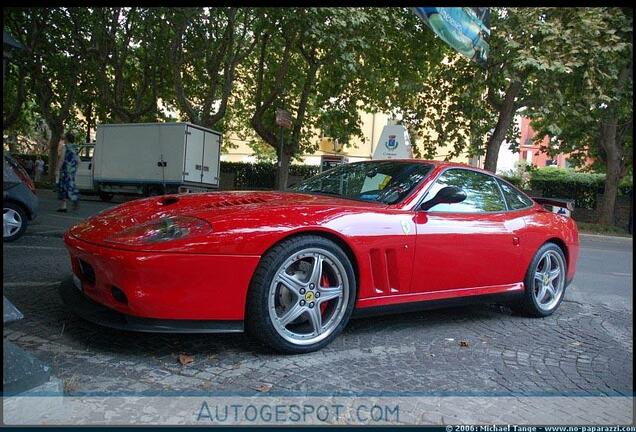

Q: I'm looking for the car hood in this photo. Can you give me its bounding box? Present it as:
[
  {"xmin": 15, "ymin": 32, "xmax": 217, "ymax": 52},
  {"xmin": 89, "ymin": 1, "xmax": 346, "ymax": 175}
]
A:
[{"xmin": 67, "ymin": 190, "xmax": 385, "ymax": 248}]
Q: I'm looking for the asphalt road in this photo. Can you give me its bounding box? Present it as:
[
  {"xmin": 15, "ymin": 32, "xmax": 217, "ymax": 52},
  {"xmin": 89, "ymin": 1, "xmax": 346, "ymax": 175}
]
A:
[{"xmin": 3, "ymin": 190, "xmax": 633, "ymax": 421}]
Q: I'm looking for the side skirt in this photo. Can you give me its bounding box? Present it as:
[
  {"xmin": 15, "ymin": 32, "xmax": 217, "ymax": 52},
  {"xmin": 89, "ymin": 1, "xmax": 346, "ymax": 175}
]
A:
[{"xmin": 352, "ymin": 291, "xmax": 524, "ymax": 319}]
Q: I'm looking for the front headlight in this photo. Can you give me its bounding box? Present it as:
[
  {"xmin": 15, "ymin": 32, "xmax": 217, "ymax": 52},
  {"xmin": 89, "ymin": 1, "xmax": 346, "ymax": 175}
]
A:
[{"xmin": 105, "ymin": 216, "xmax": 212, "ymax": 246}]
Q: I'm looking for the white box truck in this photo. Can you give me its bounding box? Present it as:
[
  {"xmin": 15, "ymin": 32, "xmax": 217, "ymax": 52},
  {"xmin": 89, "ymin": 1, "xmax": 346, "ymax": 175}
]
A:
[{"xmin": 92, "ymin": 122, "xmax": 221, "ymax": 200}]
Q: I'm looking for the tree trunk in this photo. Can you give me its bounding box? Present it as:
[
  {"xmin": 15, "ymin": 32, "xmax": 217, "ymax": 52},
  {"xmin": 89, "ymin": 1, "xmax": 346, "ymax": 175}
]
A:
[
  {"xmin": 47, "ymin": 126, "xmax": 63, "ymax": 183},
  {"xmin": 276, "ymin": 150, "xmax": 291, "ymax": 191},
  {"xmin": 86, "ymin": 101, "xmax": 93, "ymax": 141},
  {"xmin": 483, "ymin": 80, "xmax": 523, "ymax": 173},
  {"xmin": 597, "ymin": 119, "xmax": 623, "ymax": 226},
  {"xmin": 597, "ymin": 41, "xmax": 631, "ymax": 227}
]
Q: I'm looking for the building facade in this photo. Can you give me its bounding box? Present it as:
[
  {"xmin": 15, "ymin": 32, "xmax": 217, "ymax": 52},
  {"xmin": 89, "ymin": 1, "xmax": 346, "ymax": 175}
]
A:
[{"xmin": 221, "ymin": 111, "xmax": 476, "ymax": 166}]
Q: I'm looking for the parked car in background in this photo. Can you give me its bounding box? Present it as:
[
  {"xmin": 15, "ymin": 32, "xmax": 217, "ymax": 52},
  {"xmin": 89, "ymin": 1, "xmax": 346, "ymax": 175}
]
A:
[{"xmin": 3, "ymin": 153, "xmax": 39, "ymax": 242}]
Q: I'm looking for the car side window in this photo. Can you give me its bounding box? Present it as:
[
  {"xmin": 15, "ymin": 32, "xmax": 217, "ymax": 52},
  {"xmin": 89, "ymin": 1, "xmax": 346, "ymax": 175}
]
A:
[
  {"xmin": 423, "ymin": 169, "xmax": 507, "ymax": 213},
  {"xmin": 497, "ymin": 179, "xmax": 533, "ymax": 210}
]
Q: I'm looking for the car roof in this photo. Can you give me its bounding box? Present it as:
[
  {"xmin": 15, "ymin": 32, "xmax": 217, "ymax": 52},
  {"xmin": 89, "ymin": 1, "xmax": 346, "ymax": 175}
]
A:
[{"xmin": 360, "ymin": 159, "xmax": 493, "ymax": 175}]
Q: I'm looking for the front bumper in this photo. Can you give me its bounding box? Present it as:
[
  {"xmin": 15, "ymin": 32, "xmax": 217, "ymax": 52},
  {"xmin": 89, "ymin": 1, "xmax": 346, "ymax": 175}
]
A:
[
  {"xmin": 59, "ymin": 276, "xmax": 244, "ymax": 333},
  {"xmin": 64, "ymin": 234, "xmax": 261, "ymax": 320}
]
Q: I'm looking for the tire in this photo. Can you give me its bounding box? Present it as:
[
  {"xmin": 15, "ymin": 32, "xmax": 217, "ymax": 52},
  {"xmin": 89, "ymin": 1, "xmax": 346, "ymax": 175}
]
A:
[
  {"xmin": 3, "ymin": 202, "xmax": 28, "ymax": 242},
  {"xmin": 146, "ymin": 186, "xmax": 163, "ymax": 197},
  {"xmin": 513, "ymin": 242, "xmax": 568, "ymax": 317},
  {"xmin": 98, "ymin": 191, "xmax": 114, "ymax": 202},
  {"xmin": 246, "ymin": 235, "xmax": 357, "ymax": 354}
]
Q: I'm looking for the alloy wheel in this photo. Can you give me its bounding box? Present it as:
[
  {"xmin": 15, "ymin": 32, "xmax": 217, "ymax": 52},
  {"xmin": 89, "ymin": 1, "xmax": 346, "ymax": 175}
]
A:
[
  {"xmin": 3, "ymin": 207, "xmax": 23, "ymax": 238},
  {"xmin": 268, "ymin": 247, "xmax": 349, "ymax": 346},
  {"xmin": 532, "ymin": 250, "xmax": 565, "ymax": 311}
]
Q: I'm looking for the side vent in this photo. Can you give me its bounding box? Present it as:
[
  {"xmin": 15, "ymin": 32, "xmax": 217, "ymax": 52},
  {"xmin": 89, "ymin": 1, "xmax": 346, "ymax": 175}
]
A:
[
  {"xmin": 385, "ymin": 249, "xmax": 401, "ymax": 293},
  {"xmin": 369, "ymin": 248, "xmax": 401, "ymax": 294}
]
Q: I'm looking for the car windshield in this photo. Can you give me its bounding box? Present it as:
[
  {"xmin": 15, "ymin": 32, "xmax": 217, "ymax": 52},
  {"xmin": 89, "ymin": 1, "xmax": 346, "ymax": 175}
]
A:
[{"xmin": 292, "ymin": 161, "xmax": 434, "ymax": 204}]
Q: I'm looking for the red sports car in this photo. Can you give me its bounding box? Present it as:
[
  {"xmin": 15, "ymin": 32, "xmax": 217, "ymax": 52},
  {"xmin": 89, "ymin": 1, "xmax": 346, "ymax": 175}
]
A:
[{"xmin": 61, "ymin": 160, "xmax": 579, "ymax": 353}]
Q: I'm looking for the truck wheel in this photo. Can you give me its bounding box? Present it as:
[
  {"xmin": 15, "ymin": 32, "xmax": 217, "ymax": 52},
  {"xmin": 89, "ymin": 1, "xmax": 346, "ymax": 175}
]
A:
[
  {"xmin": 98, "ymin": 192, "xmax": 114, "ymax": 202},
  {"xmin": 3, "ymin": 202, "xmax": 28, "ymax": 242},
  {"xmin": 146, "ymin": 186, "xmax": 164, "ymax": 197}
]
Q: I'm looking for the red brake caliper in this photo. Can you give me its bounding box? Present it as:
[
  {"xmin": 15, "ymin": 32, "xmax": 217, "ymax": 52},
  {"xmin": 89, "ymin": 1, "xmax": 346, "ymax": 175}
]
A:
[{"xmin": 320, "ymin": 273, "xmax": 330, "ymax": 315}]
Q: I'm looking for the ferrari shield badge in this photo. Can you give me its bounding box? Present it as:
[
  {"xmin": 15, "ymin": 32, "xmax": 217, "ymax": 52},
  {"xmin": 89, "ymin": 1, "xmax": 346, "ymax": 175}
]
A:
[{"xmin": 401, "ymin": 220, "xmax": 412, "ymax": 235}]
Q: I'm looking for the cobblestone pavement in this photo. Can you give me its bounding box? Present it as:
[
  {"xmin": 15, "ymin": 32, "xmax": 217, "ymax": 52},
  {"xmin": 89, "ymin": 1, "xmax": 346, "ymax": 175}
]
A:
[
  {"xmin": 3, "ymin": 191, "xmax": 634, "ymax": 424},
  {"xmin": 4, "ymin": 285, "xmax": 632, "ymax": 396}
]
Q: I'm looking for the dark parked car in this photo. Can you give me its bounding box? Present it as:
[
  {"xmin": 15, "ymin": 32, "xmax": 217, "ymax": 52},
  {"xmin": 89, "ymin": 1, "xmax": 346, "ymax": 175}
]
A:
[{"xmin": 3, "ymin": 153, "xmax": 38, "ymax": 242}]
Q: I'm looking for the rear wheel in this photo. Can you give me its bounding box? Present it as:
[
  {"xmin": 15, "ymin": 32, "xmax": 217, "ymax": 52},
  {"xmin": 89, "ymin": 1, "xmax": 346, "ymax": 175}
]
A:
[
  {"xmin": 246, "ymin": 235, "xmax": 356, "ymax": 354},
  {"xmin": 3, "ymin": 202, "xmax": 28, "ymax": 242},
  {"xmin": 98, "ymin": 191, "xmax": 114, "ymax": 202},
  {"xmin": 146, "ymin": 186, "xmax": 164, "ymax": 197},
  {"xmin": 514, "ymin": 243, "xmax": 567, "ymax": 317}
]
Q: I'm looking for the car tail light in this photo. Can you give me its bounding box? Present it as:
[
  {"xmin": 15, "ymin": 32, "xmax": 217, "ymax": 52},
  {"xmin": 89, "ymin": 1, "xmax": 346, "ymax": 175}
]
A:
[
  {"xmin": 11, "ymin": 161, "xmax": 36, "ymax": 194},
  {"xmin": 104, "ymin": 215, "xmax": 212, "ymax": 246}
]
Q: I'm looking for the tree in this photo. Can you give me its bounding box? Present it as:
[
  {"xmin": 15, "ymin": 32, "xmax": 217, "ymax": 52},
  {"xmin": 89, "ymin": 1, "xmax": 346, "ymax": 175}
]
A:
[
  {"xmin": 168, "ymin": 7, "xmax": 257, "ymax": 130},
  {"xmin": 403, "ymin": 8, "xmax": 611, "ymax": 172},
  {"xmin": 528, "ymin": 8, "xmax": 632, "ymax": 226},
  {"xmin": 3, "ymin": 56, "xmax": 28, "ymax": 138},
  {"xmin": 5, "ymin": 8, "xmax": 89, "ymax": 181},
  {"xmin": 86, "ymin": 8, "xmax": 171, "ymax": 123},
  {"xmin": 237, "ymin": 7, "xmax": 442, "ymax": 189}
]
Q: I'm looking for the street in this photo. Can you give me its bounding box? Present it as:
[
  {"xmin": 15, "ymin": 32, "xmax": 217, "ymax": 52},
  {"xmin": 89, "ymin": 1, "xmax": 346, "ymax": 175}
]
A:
[{"xmin": 2, "ymin": 190, "xmax": 633, "ymax": 423}]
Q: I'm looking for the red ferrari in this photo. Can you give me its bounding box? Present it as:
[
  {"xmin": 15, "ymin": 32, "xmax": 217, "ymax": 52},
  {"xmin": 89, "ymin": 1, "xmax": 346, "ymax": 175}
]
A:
[{"xmin": 61, "ymin": 160, "xmax": 579, "ymax": 353}]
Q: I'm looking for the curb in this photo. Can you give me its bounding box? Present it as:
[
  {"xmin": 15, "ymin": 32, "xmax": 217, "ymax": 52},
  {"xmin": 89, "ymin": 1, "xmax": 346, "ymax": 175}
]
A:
[{"xmin": 579, "ymin": 232, "xmax": 632, "ymax": 240}]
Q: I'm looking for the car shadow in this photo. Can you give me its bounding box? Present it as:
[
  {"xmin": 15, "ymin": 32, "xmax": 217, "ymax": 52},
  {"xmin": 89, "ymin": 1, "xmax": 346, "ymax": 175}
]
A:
[
  {"xmin": 5, "ymin": 282, "xmax": 541, "ymax": 362},
  {"xmin": 45, "ymin": 301, "xmax": 519, "ymax": 359}
]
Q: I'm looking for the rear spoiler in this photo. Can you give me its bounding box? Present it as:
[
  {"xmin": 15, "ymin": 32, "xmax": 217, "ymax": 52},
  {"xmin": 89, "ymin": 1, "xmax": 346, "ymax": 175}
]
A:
[{"xmin": 532, "ymin": 197, "xmax": 575, "ymax": 216}]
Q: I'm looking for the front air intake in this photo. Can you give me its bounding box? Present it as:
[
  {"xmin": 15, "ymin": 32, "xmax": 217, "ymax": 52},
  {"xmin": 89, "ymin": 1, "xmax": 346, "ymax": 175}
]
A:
[{"xmin": 77, "ymin": 259, "xmax": 96, "ymax": 285}]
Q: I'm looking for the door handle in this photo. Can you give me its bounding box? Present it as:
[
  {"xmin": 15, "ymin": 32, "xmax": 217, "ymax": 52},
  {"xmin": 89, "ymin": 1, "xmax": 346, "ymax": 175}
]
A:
[
  {"xmin": 195, "ymin": 164, "xmax": 202, "ymax": 170},
  {"xmin": 88, "ymin": 163, "xmax": 92, "ymax": 170},
  {"xmin": 202, "ymin": 166, "xmax": 209, "ymax": 172}
]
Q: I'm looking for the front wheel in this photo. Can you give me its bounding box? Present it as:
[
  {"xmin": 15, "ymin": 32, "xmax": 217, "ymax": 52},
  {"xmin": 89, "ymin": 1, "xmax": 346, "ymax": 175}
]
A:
[
  {"xmin": 246, "ymin": 235, "xmax": 357, "ymax": 354},
  {"xmin": 3, "ymin": 202, "xmax": 28, "ymax": 242},
  {"xmin": 514, "ymin": 242, "xmax": 568, "ymax": 317}
]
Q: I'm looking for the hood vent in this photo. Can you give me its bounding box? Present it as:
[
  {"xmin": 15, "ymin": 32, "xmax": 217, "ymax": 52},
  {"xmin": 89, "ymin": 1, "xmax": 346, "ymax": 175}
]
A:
[
  {"xmin": 159, "ymin": 196, "xmax": 180, "ymax": 206},
  {"xmin": 207, "ymin": 196, "xmax": 269, "ymax": 208}
]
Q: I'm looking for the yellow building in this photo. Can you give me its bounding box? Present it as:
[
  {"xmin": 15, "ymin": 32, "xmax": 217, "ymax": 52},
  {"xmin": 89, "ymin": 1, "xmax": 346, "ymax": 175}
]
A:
[{"xmin": 221, "ymin": 111, "xmax": 477, "ymax": 166}]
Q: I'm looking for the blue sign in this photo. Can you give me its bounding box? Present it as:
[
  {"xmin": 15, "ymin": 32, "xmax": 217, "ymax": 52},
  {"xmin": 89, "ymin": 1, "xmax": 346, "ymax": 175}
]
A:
[{"xmin": 413, "ymin": 7, "xmax": 490, "ymax": 65}]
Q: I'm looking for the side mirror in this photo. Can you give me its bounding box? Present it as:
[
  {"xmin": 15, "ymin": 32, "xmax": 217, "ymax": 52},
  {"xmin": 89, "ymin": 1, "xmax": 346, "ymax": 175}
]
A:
[{"xmin": 419, "ymin": 186, "xmax": 467, "ymax": 211}]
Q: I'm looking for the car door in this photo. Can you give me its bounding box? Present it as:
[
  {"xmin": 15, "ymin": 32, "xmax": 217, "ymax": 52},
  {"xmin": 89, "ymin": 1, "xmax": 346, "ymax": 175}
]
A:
[
  {"xmin": 411, "ymin": 168, "xmax": 526, "ymax": 293},
  {"xmin": 201, "ymin": 131, "xmax": 220, "ymax": 187},
  {"xmin": 75, "ymin": 145, "xmax": 94, "ymax": 191},
  {"xmin": 183, "ymin": 125, "xmax": 205, "ymax": 184}
]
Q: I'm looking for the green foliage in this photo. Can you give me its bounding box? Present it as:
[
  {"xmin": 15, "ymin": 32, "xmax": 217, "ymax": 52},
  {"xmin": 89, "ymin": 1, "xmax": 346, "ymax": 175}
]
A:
[
  {"xmin": 527, "ymin": 8, "xmax": 632, "ymax": 174},
  {"xmin": 403, "ymin": 8, "xmax": 628, "ymax": 168},
  {"xmin": 83, "ymin": 8, "xmax": 174, "ymax": 123},
  {"xmin": 220, "ymin": 161, "xmax": 319, "ymax": 189},
  {"xmin": 500, "ymin": 175, "xmax": 524, "ymax": 189},
  {"xmin": 166, "ymin": 7, "xmax": 257, "ymax": 130},
  {"xmin": 235, "ymin": 7, "xmax": 444, "ymax": 166},
  {"xmin": 530, "ymin": 167, "xmax": 606, "ymax": 209}
]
